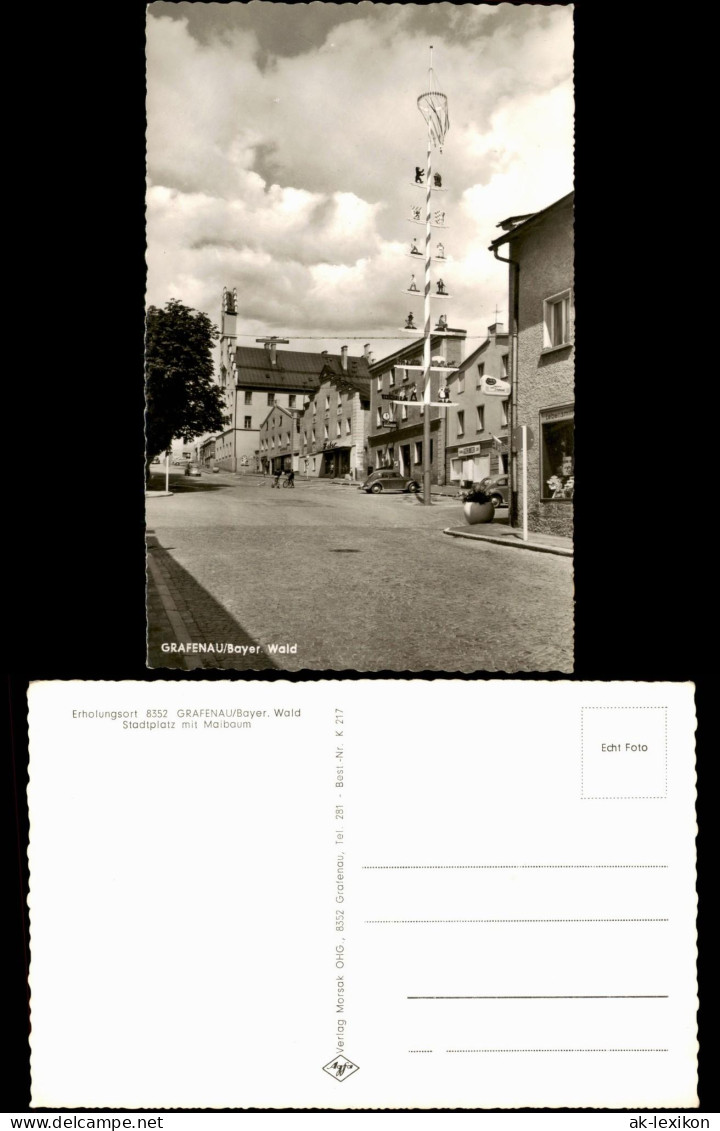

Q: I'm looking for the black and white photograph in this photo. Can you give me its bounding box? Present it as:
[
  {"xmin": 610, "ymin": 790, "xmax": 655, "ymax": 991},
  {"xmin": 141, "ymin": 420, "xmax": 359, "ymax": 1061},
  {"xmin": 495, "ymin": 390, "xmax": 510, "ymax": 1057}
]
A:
[{"xmin": 145, "ymin": 2, "xmax": 575, "ymax": 673}]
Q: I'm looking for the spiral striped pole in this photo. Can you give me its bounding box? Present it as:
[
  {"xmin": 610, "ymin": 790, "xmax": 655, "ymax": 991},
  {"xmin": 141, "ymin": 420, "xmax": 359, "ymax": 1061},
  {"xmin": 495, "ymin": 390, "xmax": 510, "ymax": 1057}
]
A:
[{"xmin": 421, "ymin": 106, "xmax": 433, "ymax": 505}]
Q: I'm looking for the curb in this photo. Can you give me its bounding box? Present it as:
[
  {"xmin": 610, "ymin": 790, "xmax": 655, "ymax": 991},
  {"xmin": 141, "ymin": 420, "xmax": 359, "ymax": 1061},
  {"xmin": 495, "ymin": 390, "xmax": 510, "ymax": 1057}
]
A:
[{"xmin": 443, "ymin": 527, "xmax": 572, "ymax": 557}]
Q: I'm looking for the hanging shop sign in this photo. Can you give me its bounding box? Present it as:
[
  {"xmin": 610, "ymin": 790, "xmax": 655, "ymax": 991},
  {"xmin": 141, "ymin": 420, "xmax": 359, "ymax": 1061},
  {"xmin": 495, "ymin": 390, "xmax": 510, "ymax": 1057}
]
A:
[{"xmin": 479, "ymin": 376, "xmax": 511, "ymax": 396}]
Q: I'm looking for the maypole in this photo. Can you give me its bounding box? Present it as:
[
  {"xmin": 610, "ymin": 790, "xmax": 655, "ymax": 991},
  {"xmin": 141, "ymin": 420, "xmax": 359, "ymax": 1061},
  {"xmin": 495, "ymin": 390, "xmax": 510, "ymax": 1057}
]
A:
[{"xmin": 417, "ymin": 47, "xmax": 450, "ymax": 505}]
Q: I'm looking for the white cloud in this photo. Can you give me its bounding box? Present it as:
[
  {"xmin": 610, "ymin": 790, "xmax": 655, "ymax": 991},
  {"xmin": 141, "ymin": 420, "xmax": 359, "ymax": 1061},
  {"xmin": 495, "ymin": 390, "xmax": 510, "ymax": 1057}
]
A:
[{"xmin": 146, "ymin": 4, "xmax": 573, "ymax": 357}]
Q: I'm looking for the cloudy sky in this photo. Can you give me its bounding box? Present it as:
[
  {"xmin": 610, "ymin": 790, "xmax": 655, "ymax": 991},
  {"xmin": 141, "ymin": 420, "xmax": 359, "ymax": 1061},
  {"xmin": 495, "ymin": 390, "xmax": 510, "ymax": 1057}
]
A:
[{"xmin": 146, "ymin": 2, "xmax": 573, "ymax": 363}]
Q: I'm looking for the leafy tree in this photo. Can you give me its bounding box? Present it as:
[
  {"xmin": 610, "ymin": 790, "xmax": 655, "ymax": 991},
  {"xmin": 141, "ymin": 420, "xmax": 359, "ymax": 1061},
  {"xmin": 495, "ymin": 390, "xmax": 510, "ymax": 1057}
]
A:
[{"xmin": 145, "ymin": 299, "xmax": 229, "ymax": 468}]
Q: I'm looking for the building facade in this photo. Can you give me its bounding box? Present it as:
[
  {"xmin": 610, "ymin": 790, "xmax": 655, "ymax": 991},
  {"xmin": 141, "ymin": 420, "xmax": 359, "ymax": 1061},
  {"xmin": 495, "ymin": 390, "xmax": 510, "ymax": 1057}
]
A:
[
  {"xmin": 258, "ymin": 405, "xmax": 297, "ymax": 475},
  {"xmin": 368, "ymin": 330, "xmax": 466, "ymax": 485},
  {"xmin": 215, "ymin": 288, "xmax": 370, "ymax": 473},
  {"xmin": 491, "ymin": 193, "xmax": 574, "ymax": 536},
  {"xmin": 444, "ymin": 322, "xmax": 509, "ymax": 485},
  {"xmin": 297, "ymin": 363, "xmax": 371, "ymax": 479}
]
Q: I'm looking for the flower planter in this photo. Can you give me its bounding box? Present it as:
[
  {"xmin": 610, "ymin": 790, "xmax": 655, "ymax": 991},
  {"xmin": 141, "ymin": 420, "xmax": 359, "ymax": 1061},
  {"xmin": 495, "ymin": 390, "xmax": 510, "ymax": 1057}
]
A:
[{"xmin": 463, "ymin": 500, "xmax": 494, "ymax": 525}]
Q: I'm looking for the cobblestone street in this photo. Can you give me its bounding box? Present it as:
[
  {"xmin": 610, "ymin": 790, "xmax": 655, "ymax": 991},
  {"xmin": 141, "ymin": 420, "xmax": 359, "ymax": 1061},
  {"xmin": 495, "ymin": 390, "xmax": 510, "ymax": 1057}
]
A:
[{"xmin": 146, "ymin": 472, "xmax": 573, "ymax": 672}]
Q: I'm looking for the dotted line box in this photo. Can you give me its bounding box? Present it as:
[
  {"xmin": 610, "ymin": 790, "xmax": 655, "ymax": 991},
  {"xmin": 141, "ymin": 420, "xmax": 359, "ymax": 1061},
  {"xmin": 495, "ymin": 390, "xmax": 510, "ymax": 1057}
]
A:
[{"xmin": 580, "ymin": 707, "xmax": 667, "ymax": 800}]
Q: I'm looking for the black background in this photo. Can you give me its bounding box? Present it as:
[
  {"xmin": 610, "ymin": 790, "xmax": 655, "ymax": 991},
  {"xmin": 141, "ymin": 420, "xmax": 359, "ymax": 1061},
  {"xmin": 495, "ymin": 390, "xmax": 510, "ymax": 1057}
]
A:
[{"xmin": 6, "ymin": 0, "xmax": 713, "ymax": 1115}]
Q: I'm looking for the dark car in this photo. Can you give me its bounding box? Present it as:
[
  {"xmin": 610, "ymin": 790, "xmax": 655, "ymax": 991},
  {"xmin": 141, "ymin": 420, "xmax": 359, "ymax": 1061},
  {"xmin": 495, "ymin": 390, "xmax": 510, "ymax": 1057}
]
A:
[
  {"xmin": 361, "ymin": 468, "xmax": 420, "ymax": 494},
  {"xmin": 479, "ymin": 474, "xmax": 509, "ymax": 507},
  {"xmin": 184, "ymin": 464, "xmax": 202, "ymax": 478}
]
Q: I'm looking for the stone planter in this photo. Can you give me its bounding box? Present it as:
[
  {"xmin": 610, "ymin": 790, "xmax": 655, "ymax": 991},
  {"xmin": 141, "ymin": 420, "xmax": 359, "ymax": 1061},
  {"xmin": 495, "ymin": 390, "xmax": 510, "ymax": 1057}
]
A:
[{"xmin": 463, "ymin": 500, "xmax": 494, "ymax": 525}]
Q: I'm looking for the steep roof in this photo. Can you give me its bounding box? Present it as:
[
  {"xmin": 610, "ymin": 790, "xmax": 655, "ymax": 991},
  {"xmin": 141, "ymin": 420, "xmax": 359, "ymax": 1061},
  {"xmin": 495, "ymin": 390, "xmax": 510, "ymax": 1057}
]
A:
[
  {"xmin": 317, "ymin": 357, "xmax": 371, "ymax": 397},
  {"xmin": 490, "ymin": 192, "xmax": 574, "ymax": 250},
  {"xmin": 233, "ymin": 346, "xmax": 369, "ymax": 390}
]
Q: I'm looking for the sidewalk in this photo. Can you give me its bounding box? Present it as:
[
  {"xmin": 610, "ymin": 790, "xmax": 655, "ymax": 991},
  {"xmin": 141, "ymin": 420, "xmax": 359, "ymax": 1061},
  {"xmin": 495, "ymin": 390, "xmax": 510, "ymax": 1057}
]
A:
[
  {"xmin": 443, "ymin": 517, "xmax": 572, "ymax": 557},
  {"xmin": 146, "ymin": 533, "xmax": 279, "ymax": 670}
]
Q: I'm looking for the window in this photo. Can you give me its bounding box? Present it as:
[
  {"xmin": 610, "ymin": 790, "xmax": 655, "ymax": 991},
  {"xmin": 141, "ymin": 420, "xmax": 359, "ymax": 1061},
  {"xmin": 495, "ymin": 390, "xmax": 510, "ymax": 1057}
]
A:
[
  {"xmin": 336, "ymin": 419, "xmax": 343, "ymax": 437},
  {"xmin": 311, "ymin": 428, "xmax": 316, "ymax": 443},
  {"xmin": 501, "ymin": 399, "xmax": 509, "ymax": 426},
  {"xmin": 457, "ymin": 372, "xmax": 465, "ymax": 394},
  {"xmin": 337, "ymin": 399, "xmax": 342, "ymax": 414},
  {"xmin": 244, "ymin": 391, "xmax": 252, "ymax": 405},
  {"xmin": 267, "ymin": 393, "xmax": 275, "ymax": 406},
  {"xmin": 324, "ymin": 424, "xmax": 329, "ymax": 440},
  {"xmin": 312, "ymin": 401, "xmax": 317, "ymax": 415},
  {"xmin": 303, "ymin": 431, "xmax": 308, "ymax": 449},
  {"xmin": 450, "ymin": 458, "xmax": 463, "ymax": 481},
  {"xmin": 401, "ymin": 403, "xmax": 408, "ymax": 420},
  {"xmin": 457, "ymin": 410, "xmax": 465, "ymax": 436},
  {"xmin": 244, "ymin": 416, "xmax": 252, "ymax": 430},
  {"xmin": 286, "ymin": 432, "xmax": 291, "ymax": 447},
  {"xmin": 345, "ymin": 418, "xmax": 351, "ymax": 435},
  {"xmin": 540, "ymin": 406, "xmax": 574, "ymax": 501},
  {"xmin": 377, "ymin": 407, "xmax": 383, "ymax": 427},
  {"xmin": 501, "ymin": 354, "xmax": 509, "ymax": 376},
  {"xmin": 312, "ymin": 458, "xmax": 317, "ymax": 472},
  {"xmin": 377, "ymin": 374, "xmax": 382, "ymax": 391},
  {"xmin": 325, "ymin": 396, "xmax": 331, "ymax": 410},
  {"xmin": 414, "ymin": 442, "xmax": 422, "ymax": 464},
  {"xmin": 389, "ymin": 370, "xmax": 395, "ymax": 387},
  {"xmin": 477, "ymin": 362, "xmax": 485, "ymax": 386},
  {"xmin": 288, "ymin": 394, "xmax": 296, "ymax": 408},
  {"xmin": 476, "ymin": 406, "xmax": 484, "ymax": 431},
  {"xmin": 543, "ymin": 290, "xmax": 572, "ymax": 349}
]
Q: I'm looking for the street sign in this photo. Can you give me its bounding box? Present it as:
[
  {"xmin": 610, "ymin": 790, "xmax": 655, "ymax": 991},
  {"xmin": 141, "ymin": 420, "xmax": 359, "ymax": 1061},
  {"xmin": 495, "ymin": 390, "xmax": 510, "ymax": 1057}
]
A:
[{"xmin": 513, "ymin": 426, "xmax": 534, "ymax": 449}]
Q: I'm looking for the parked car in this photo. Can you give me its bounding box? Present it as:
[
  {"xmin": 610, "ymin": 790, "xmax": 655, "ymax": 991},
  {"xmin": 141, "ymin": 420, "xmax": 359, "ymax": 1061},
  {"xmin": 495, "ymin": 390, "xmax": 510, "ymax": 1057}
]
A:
[
  {"xmin": 184, "ymin": 464, "xmax": 202, "ymax": 477},
  {"xmin": 361, "ymin": 468, "xmax": 420, "ymax": 494},
  {"xmin": 478, "ymin": 474, "xmax": 509, "ymax": 507}
]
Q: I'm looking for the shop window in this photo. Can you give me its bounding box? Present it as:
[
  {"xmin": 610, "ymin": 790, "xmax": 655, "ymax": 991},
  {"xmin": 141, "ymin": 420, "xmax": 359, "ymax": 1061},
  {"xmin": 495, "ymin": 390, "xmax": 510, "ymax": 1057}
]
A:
[
  {"xmin": 543, "ymin": 290, "xmax": 572, "ymax": 349},
  {"xmin": 457, "ymin": 410, "xmax": 465, "ymax": 436},
  {"xmin": 501, "ymin": 399, "xmax": 509, "ymax": 426},
  {"xmin": 244, "ymin": 391, "xmax": 252, "ymax": 405},
  {"xmin": 540, "ymin": 410, "xmax": 574, "ymax": 500},
  {"xmin": 244, "ymin": 416, "xmax": 252, "ymax": 429},
  {"xmin": 450, "ymin": 458, "xmax": 463, "ymax": 481},
  {"xmin": 476, "ymin": 406, "xmax": 484, "ymax": 431}
]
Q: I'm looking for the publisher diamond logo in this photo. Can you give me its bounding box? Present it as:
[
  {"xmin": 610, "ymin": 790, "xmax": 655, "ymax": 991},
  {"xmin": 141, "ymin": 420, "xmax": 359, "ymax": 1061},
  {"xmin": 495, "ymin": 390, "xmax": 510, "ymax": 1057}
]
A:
[{"xmin": 322, "ymin": 1055, "xmax": 360, "ymax": 1081}]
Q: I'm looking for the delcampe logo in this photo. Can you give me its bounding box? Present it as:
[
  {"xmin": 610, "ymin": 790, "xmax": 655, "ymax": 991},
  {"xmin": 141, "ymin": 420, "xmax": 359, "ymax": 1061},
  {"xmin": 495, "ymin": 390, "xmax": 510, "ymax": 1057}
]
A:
[{"xmin": 322, "ymin": 1056, "xmax": 360, "ymax": 1081}]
